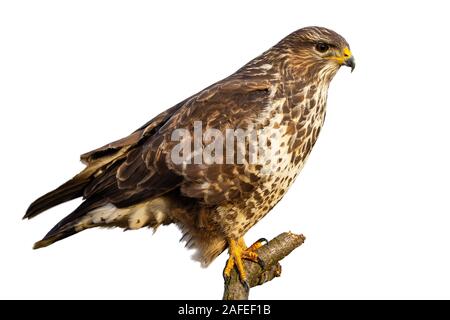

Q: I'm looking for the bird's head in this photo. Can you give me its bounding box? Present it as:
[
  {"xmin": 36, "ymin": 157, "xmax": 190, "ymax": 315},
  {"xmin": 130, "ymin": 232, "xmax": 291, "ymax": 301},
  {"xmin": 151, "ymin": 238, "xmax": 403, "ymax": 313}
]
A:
[{"xmin": 275, "ymin": 26, "xmax": 355, "ymax": 80}]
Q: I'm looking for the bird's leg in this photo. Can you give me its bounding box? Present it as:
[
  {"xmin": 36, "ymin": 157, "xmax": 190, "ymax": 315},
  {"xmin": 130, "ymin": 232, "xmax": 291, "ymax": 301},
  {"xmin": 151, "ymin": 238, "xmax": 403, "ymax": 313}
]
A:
[{"xmin": 223, "ymin": 237, "xmax": 268, "ymax": 287}]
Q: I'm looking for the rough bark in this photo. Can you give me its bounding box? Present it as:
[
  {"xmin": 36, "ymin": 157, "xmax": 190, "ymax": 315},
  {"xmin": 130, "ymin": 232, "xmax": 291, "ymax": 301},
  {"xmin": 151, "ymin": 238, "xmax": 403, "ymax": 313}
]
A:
[{"xmin": 223, "ymin": 232, "xmax": 305, "ymax": 300}]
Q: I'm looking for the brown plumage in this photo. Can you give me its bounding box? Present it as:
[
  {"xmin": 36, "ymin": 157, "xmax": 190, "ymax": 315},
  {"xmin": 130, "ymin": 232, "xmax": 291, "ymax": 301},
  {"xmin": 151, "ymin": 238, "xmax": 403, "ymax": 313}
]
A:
[{"xmin": 25, "ymin": 26, "xmax": 354, "ymax": 276}]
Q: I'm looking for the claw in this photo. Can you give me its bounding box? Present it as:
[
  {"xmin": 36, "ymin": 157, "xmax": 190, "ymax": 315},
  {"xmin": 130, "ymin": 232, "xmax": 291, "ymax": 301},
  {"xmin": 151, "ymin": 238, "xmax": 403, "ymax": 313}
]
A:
[
  {"xmin": 257, "ymin": 238, "xmax": 269, "ymax": 246},
  {"xmin": 247, "ymin": 238, "xmax": 268, "ymax": 252},
  {"xmin": 223, "ymin": 270, "xmax": 229, "ymax": 282},
  {"xmin": 224, "ymin": 237, "xmax": 268, "ymax": 284},
  {"xmin": 257, "ymin": 257, "xmax": 266, "ymax": 270},
  {"xmin": 241, "ymin": 280, "xmax": 250, "ymax": 291}
]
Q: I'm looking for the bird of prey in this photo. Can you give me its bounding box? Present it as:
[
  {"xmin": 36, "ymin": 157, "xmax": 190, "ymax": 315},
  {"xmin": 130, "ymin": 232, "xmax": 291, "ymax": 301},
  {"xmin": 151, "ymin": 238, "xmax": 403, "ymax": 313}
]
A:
[{"xmin": 25, "ymin": 26, "xmax": 354, "ymax": 285}]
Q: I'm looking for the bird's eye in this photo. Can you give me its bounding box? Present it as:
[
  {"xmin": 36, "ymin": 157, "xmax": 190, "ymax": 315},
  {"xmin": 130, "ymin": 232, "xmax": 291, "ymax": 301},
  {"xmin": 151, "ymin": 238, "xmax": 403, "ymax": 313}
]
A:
[{"xmin": 315, "ymin": 43, "xmax": 330, "ymax": 53}]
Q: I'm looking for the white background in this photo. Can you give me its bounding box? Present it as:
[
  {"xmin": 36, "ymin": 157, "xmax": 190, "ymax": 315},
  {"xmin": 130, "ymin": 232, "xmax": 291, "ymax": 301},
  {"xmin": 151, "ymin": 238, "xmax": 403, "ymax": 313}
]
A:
[{"xmin": 1, "ymin": 0, "xmax": 449, "ymax": 300}]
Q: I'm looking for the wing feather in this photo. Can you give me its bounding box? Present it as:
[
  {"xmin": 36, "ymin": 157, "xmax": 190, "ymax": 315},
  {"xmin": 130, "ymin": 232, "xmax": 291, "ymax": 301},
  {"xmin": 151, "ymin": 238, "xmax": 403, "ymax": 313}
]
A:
[{"xmin": 82, "ymin": 75, "xmax": 274, "ymax": 211}]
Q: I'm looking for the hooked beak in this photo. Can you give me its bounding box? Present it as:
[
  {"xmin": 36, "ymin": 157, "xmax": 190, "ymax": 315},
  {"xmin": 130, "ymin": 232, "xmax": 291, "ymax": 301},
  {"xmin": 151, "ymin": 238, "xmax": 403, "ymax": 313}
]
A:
[
  {"xmin": 344, "ymin": 55, "xmax": 355, "ymax": 72},
  {"xmin": 342, "ymin": 47, "xmax": 355, "ymax": 72}
]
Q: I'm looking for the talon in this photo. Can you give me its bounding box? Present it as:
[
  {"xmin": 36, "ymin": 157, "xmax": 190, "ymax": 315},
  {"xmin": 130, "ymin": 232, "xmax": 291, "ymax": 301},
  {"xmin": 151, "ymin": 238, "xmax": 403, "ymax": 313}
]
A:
[
  {"xmin": 257, "ymin": 238, "xmax": 269, "ymax": 246},
  {"xmin": 223, "ymin": 271, "xmax": 229, "ymax": 282},
  {"xmin": 257, "ymin": 257, "xmax": 266, "ymax": 270},
  {"xmin": 241, "ymin": 280, "xmax": 250, "ymax": 291},
  {"xmin": 247, "ymin": 238, "xmax": 268, "ymax": 252},
  {"xmin": 224, "ymin": 237, "xmax": 267, "ymax": 284}
]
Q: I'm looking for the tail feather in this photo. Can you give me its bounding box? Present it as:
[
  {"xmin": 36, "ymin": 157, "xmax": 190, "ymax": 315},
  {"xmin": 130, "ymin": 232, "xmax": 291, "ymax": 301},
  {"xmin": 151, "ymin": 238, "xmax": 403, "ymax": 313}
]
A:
[
  {"xmin": 32, "ymin": 197, "xmax": 174, "ymax": 249},
  {"xmin": 32, "ymin": 200, "xmax": 101, "ymax": 249},
  {"xmin": 24, "ymin": 174, "xmax": 91, "ymax": 219},
  {"xmin": 33, "ymin": 228, "xmax": 78, "ymax": 249}
]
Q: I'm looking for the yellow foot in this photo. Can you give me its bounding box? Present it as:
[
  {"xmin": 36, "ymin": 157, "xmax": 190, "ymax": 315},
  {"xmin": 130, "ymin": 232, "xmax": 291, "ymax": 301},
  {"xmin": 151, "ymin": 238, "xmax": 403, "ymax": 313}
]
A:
[{"xmin": 223, "ymin": 237, "xmax": 268, "ymax": 287}]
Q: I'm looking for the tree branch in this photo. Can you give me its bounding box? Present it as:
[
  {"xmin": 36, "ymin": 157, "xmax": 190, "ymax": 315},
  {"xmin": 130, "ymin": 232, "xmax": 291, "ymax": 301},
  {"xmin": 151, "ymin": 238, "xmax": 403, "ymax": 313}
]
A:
[{"xmin": 222, "ymin": 232, "xmax": 306, "ymax": 300}]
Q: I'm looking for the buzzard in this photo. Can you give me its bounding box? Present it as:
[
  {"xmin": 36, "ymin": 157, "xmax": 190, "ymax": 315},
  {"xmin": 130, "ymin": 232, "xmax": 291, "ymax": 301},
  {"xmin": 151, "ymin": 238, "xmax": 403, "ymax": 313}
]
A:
[{"xmin": 25, "ymin": 26, "xmax": 354, "ymax": 285}]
